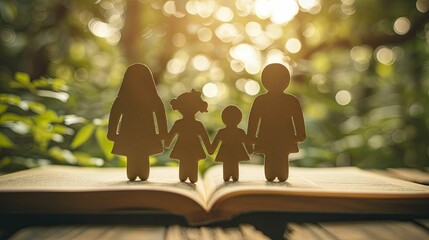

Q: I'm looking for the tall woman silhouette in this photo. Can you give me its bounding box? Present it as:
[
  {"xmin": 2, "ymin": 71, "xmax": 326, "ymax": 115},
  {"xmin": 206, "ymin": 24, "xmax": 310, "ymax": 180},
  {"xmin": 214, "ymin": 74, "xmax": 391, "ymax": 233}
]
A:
[
  {"xmin": 247, "ymin": 63, "xmax": 306, "ymax": 182},
  {"xmin": 108, "ymin": 64, "xmax": 168, "ymax": 181}
]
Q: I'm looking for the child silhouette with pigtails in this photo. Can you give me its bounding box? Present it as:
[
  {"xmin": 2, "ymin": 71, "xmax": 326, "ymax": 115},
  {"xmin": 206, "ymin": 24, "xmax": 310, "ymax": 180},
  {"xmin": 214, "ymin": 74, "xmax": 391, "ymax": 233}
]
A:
[
  {"xmin": 211, "ymin": 105, "xmax": 251, "ymax": 181},
  {"xmin": 165, "ymin": 89, "xmax": 211, "ymax": 183}
]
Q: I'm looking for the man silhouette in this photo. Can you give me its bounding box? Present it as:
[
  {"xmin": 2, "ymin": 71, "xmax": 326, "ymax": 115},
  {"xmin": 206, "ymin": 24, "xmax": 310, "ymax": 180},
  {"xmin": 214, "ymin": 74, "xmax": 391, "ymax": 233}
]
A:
[{"xmin": 247, "ymin": 63, "xmax": 306, "ymax": 182}]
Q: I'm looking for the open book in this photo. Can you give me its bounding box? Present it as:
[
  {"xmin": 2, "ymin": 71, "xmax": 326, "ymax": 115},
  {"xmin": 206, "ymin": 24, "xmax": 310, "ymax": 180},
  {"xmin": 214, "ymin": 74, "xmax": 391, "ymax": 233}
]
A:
[{"xmin": 0, "ymin": 164, "xmax": 428, "ymax": 224}]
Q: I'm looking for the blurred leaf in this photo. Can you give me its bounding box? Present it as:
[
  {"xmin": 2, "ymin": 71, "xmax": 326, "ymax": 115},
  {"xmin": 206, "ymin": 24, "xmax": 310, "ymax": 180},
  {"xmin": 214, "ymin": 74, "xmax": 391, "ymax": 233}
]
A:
[
  {"xmin": 37, "ymin": 110, "xmax": 63, "ymax": 123},
  {"xmin": 0, "ymin": 0, "xmax": 17, "ymax": 23},
  {"xmin": 73, "ymin": 152, "xmax": 101, "ymax": 166},
  {"xmin": 0, "ymin": 94, "xmax": 20, "ymax": 106},
  {"xmin": 0, "ymin": 104, "xmax": 8, "ymax": 115},
  {"xmin": 48, "ymin": 147, "xmax": 77, "ymax": 164},
  {"xmin": 0, "ymin": 113, "xmax": 29, "ymax": 124},
  {"xmin": 53, "ymin": 125, "xmax": 74, "ymax": 135},
  {"xmin": 15, "ymin": 72, "xmax": 30, "ymax": 85},
  {"xmin": 0, "ymin": 132, "xmax": 14, "ymax": 148},
  {"xmin": 14, "ymin": 72, "xmax": 35, "ymax": 91},
  {"xmin": 33, "ymin": 78, "xmax": 67, "ymax": 91},
  {"xmin": 28, "ymin": 102, "xmax": 46, "ymax": 114},
  {"xmin": 71, "ymin": 124, "xmax": 95, "ymax": 149},
  {"xmin": 95, "ymin": 127, "xmax": 114, "ymax": 160}
]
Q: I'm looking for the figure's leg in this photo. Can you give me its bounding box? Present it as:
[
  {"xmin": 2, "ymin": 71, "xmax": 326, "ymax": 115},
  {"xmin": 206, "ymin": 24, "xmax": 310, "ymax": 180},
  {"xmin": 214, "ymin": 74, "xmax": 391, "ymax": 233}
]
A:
[
  {"xmin": 179, "ymin": 161, "xmax": 187, "ymax": 182},
  {"xmin": 223, "ymin": 162, "xmax": 231, "ymax": 182},
  {"xmin": 126, "ymin": 155, "xmax": 138, "ymax": 181},
  {"xmin": 278, "ymin": 154, "xmax": 289, "ymax": 182},
  {"xmin": 264, "ymin": 154, "xmax": 276, "ymax": 181},
  {"xmin": 139, "ymin": 156, "xmax": 150, "ymax": 181},
  {"xmin": 189, "ymin": 160, "xmax": 199, "ymax": 183},
  {"xmin": 232, "ymin": 163, "xmax": 239, "ymax": 181}
]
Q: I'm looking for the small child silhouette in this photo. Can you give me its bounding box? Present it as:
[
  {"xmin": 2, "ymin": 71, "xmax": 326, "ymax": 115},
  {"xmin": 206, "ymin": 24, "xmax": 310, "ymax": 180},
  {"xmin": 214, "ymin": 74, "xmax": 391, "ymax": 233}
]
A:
[
  {"xmin": 211, "ymin": 105, "xmax": 251, "ymax": 181},
  {"xmin": 165, "ymin": 89, "xmax": 211, "ymax": 183}
]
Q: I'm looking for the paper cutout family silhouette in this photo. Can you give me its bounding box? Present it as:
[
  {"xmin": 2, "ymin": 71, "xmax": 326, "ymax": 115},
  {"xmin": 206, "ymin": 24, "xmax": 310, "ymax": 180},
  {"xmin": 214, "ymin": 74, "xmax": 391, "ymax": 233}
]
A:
[{"xmin": 107, "ymin": 63, "xmax": 306, "ymax": 183}]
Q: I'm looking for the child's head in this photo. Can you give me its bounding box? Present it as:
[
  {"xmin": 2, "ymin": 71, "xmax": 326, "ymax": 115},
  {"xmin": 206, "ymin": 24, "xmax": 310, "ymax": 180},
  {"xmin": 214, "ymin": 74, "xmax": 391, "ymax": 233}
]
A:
[
  {"xmin": 171, "ymin": 89, "xmax": 208, "ymax": 116},
  {"xmin": 222, "ymin": 105, "xmax": 242, "ymax": 127},
  {"xmin": 261, "ymin": 63, "xmax": 290, "ymax": 93}
]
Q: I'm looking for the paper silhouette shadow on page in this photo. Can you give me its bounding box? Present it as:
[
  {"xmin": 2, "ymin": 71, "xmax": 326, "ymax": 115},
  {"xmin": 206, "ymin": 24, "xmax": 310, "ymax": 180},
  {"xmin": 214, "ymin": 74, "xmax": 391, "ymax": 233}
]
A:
[
  {"xmin": 211, "ymin": 105, "xmax": 251, "ymax": 181},
  {"xmin": 107, "ymin": 63, "xmax": 168, "ymax": 181},
  {"xmin": 247, "ymin": 63, "xmax": 306, "ymax": 182},
  {"xmin": 165, "ymin": 89, "xmax": 211, "ymax": 183}
]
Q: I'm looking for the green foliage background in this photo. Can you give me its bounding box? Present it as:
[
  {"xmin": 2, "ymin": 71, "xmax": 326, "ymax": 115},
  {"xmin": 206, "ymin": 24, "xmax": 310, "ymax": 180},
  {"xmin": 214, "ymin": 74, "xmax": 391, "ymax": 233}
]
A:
[{"xmin": 1, "ymin": 0, "xmax": 428, "ymax": 171}]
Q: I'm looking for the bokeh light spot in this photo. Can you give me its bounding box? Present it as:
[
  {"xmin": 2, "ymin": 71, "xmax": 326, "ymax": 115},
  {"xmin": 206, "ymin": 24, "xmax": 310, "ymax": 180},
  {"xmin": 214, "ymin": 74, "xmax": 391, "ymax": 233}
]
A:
[
  {"xmin": 215, "ymin": 6, "xmax": 234, "ymax": 22},
  {"xmin": 230, "ymin": 43, "xmax": 261, "ymax": 74},
  {"xmin": 244, "ymin": 80, "xmax": 261, "ymax": 95},
  {"xmin": 270, "ymin": 0, "xmax": 299, "ymax": 25},
  {"xmin": 0, "ymin": 27, "xmax": 16, "ymax": 46},
  {"xmin": 245, "ymin": 22, "xmax": 262, "ymax": 37},
  {"xmin": 298, "ymin": 0, "xmax": 319, "ymax": 11},
  {"xmin": 167, "ymin": 58, "xmax": 187, "ymax": 74},
  {"xmin": 393, "ymin": 17, "xmax": 411, "ymax": 35},
  {"xmin": 416, "ymin": 0, "xmax": 429, "ymax": 13},
  {"xmin": 197, "ymin": 27, "xmax": 213, "ymax": 42},
  {"xmin": 192, "ymin": 55, "xmax": 211, "ymax": 71},
  {"xmin": 375, "ymin": 46, "xmax": 395, "ymax": 65},
  {"xmin": 285, "ymin": 38, "xmax": 302, "ymax": 53},
  {"xmin": 89, "ymin": 19, "xmax": 113, "ymax": 38},
  {"xmin": 335, "ymin": 90, "xmax": 352, "ymax": 105},
  {"xmin": 202, "ymin": 83, "xmax": 219, "ymax": 98},
  {"xmin": 172, "ymin": 33, "xmax": 186, "ymax": 47}
]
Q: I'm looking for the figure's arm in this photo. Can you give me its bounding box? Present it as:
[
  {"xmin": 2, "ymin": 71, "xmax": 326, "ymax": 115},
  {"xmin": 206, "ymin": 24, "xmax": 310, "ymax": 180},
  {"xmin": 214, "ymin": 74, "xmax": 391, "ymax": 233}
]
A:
[
  {"xmin": 292, "ymin": 97, "xmax": 306, "ymax": 142},
  {"xmin": 165, "ymin": 124, "xmax": 177, "ymax": 148},
  {"xmin": 247, "ymin": 98, "xmax": 261, "ymax": 144},
  {"xmin": 107, "ymin": 98, "xmax": 121, "ymax": 141},
  {"xmin": 244, "ymin": 138, "xmax": 253, "ymax": 153},
  {"xmin": 154, "ymin": 101, "xmax": 168, "ymax": 142},
  {"xmin": 199, "ymin": 124, "xmax": 212, "ymax": 155},
  {"xmin": 209, "ymin": 132, "xmax": 221, "ymax": 155}
]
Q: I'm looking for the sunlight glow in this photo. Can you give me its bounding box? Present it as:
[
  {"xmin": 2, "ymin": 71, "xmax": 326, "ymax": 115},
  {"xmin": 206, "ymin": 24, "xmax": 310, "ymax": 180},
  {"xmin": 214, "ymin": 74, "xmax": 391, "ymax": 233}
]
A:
[
  {"xmin": 172, "ymin": 33, "xmax": 186, "ymax": 47},
  {"xmin": 236, "ymin": 0, "xmax": 253, "ymax": 16},
  {"xmin": 215, "ymin": 6, "xmax": 234, "ymax": 22},
  {"xmin": 285, "ymin": 38, "xmax": 302, "ymax": 53},
  {"xmin": 163, "ymin": 1, "xmax": 176, "ymax": 16},
  {"xmin": 88, "ymin": 18, "xmax": 121, "ymax": 45},
  {"xmin": 235, "ymin": 78, "xmax": 247, "ymax": 92},
  {"xmin": 192, "ymin": 55, "xmax": 211, "ymax": 71},
  {"xmin": 266, "ymin": 49, "xmax": 287, "ymax": 65},
  {"xmin": 186, "ymin": 0, "xmax": 216, "ymax": 18},
  {"xmin": 245, "ymin": 22, "xmax": 263, "ymax": 37},
  {"xmin": 230, "ymin": 44, "xmax": 261, "ymax": 74},
  {"xmin": 167, "ymin": 58, "xmax": 187, "ymax": 74},
  {"xmin": 266, "ymin": 23, "xmax": 283, "ymax": 40},
  {"xmin": 298, "ymin": 0, "xmax": 320, "ymax": 11},
  {"xmin": 202, "ymin": 82, "xmax": 219, "ymax": 98},
  {"xmin": 197, "ymin": 27, "xmax": 213, "ymax": 42},
  {"xmin": 254, "ymin": 0, "xmax": 299, "ymax": 25},
  {"xmin": 89, "ymin": 19, "xmax": 113, "ymax": 38},
  {"xmin": 215, "ymin": 23, "xmax": 239, "ymax": 43},
  {"xmin": 244, "ymin": 80, "xmax": 261, "ymax": 95}
]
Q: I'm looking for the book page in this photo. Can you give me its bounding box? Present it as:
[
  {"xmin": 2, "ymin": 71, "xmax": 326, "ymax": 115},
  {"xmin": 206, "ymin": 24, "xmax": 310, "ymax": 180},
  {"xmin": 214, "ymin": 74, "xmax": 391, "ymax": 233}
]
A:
[
  {"xmin": 204, "ymin": 164, "xmax": 429, "ymax": 209},
  {"xmin": 0, "ymin": 166, "xmax": 208, "ymax": 209}
]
